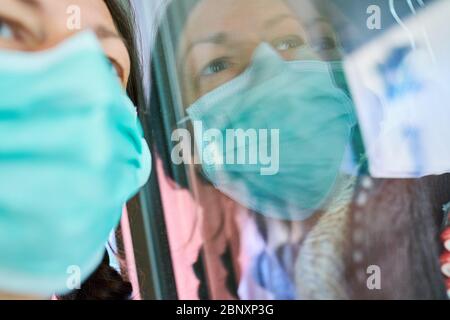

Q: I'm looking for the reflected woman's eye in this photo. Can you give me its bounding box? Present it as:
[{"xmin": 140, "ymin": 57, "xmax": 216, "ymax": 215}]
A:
[
  {"xmin": 201, "ymin": 58, "xmax": 231, "ymax": 76},
  {"xmin": 0, "ymin": 20, "xmax": 14, "ymax": 40},
  {"xmin": 311, "ymin": 37, "xmax": 338, "ymax": 52},
  {"xmin": 272, "ymin": 35, "xmax": 304, "ymax": 52}
]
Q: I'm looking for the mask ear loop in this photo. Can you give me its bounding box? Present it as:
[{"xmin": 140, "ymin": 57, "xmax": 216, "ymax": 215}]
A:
[
  {"xmin": 390, "ymin": 0, "xmax": 437, "ymax": 65},
  {"xmin": 389, "ymin": 0, "xmax": 417, "ymax": 50},
  {"xmin": 406, "ymin": 0, "xmax": 437, "ymax": 65}
]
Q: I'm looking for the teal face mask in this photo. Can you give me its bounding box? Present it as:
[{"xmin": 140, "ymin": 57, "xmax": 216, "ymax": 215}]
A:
[
  {"xmin": 186, "ymin": 44, "xmax": 356, "ymax": 221},
  {"xmin": 0, "ymin": 32, "xmax": 151, "ymax": 296}
]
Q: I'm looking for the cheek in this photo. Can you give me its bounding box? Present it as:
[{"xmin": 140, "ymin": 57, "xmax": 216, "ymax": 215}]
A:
[{"xmin": 197, "ymin": 69, "xmax": 239, "ymax": 97}]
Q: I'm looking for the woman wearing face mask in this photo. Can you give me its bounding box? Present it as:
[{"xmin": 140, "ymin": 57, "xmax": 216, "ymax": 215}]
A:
[
  {"xmin": 150, "ymin": 0, "xmax": 449, "ymax": 299},
  {"xmin": 151, "ymin": 0, "xmax": 358, "ymax": 300},
  {"xmin": 0, "ymin": 0, "xmax": 150, "ymax": 299}
]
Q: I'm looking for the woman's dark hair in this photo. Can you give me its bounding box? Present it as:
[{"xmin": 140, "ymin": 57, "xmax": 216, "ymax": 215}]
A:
[
  {"xmin": 58, "ymin": 249, "xmax": 132, "ymax": 300},
  {"xmin": 58, "ymin": 0, "xmax": 144, "ymax": 300},
  {"xmin": 344, "ymin": 175, "xmax": 450, "ymax": 299},
  {"xmin": 106, "ymin": 0, "xmax": 145, "ymax": 113}
]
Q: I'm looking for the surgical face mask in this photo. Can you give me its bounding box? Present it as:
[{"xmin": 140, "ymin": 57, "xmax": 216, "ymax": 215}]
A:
[
  {"xmin": 0, "ymin": 32, "xmax": 151, "ymax": 296},
  {"xmin": 186, "ymin": 44, "xmax": 356, "ymax": 221}
]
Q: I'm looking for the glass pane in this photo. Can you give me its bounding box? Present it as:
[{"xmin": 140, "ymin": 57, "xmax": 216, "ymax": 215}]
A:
[{"xmin": 142, "ymin": 0, "xmax": 450, "ymax": 299}]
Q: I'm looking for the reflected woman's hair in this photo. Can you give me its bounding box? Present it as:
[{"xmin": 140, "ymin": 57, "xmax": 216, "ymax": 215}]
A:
[{"xmin": 149, "ymin": 0, "xmax": 200, "ymax": 189}]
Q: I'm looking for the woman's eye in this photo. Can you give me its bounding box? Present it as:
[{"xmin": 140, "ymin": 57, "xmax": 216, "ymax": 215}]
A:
[
  {"xmin": 0, "ymin": 20, "xmax": 14, "ymax": 40},
  {"xmin": 106, "ymin": 57, "xmax": 123, "ymax": 80},
  {"xmin": 273, "ymin": 36, "xmax": 304, "ymax": 51},
  {"xmin": 201, "ymin": 58, "xmax": 231, "ymax": 76},
  {"xmin": 107, "ymin": 59, "xmax": 118, "ymax": 74}
]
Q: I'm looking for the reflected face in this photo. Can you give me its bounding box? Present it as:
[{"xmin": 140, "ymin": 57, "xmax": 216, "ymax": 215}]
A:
[
  {"xmin": 178, "ymin": 0, "xmax": 338, "ymax": 105},
  {"xmin": 179, "ymin": 0, "xmax": 308, "ymax": 103},
  {"xmin": 0, "ymin": 0, "xmax": 130, "ymax": 87}
]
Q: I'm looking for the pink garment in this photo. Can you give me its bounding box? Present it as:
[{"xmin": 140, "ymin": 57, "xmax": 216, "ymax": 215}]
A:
[
  {"xmin": 156, "ymin": 157, "xmax": 242, "ymax": 299},
  {"xmin": 155, "ymin": 158, "xmax": 203, "ymax": 299}
]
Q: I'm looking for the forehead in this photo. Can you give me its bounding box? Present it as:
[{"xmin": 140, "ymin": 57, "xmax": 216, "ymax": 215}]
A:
[
  {"xmin": 33, "ymin": 0, "xmax": 114, "ymax": 27},
  {"xmin": 183, "ymin": 0, "xmax": 294, "ymax": 40}
]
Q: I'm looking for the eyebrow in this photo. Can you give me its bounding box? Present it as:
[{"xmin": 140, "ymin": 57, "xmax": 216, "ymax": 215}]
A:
[
  {"xmin": 181, "ymin": 32, "xmax": 228, "ymax": 61},
  {"xmin": 14, "ymin": 0, "xmax": 48, "ymax": 41},
  {"xmin": 17, "ymin": 0, "xmax": 42, "ymax": 10},
  {"xmin": 180, "ymin": 14, "xmax": 300, "ymax": 61},
  {"xmin": 94, "ymin": 25, "xmax": 123, "ymax": 40},
  {"xmin": 263, "ymin": 13, "xmax": 299, "ymax": 29},
  {"xmin": 302, "ymin": 16, "xmax": 333, "ymax": 30}
]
